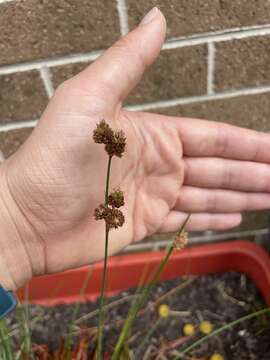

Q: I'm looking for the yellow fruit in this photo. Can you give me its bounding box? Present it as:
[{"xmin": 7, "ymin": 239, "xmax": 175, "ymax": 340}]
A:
[
  {"xmin": 210, "ymin": 353, "xmax": 224, "ymax": 360},
  {"xmin": 183, "ymin": 323, "xmax": 195, "ymax": 336},
  {"xmin": 158, "ymin": 304, "xmax": 170, "ymax": 318},
  {"xmin": 199, "ymin": 320, "xmax": 213, "ymax": 334}
]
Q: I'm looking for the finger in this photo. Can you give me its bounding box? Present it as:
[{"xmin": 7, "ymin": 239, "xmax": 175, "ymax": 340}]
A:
[
  {"xmin": 175, "ymin": 186, "xmax": 270, "ymax": 213},
  {"xmin": 63, "ymin": 8, "xmax": 166, "ymax": 109},
  {"xmin": 184, "ymin": 157, "xmax": 270, "ymax": 192},
  {"xmin": 158, "ymin": 211, "xmax": 242, "ymax": 232},
  {"xmin": 144, "ymin": 113, "xmax": 270, "ymax": 163},
  {"xmin": 180, "ymin": 119, "xmax": 270, "ymax": 163},
  {"xmin": 178, "ymin": 118, "xmax": 270, "ymax": 163}
]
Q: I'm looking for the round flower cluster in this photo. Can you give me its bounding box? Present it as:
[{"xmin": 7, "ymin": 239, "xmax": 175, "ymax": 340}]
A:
[
  {"xmin": 93, "ymin": 119, "xmax": 126, "ymax": 158},
  {"xmin": 108, "ymin": 189, "xmax": 125, "ymax": 208},
  {"xmin": 94, "ymin": 203, "xmax": 125, "ymax": 229},
  {"xmin": 93, "ymin": 120, "xmax": 126, "ymax": 229},
  {"xmin": 173, "ymin": 230, "xmax": 188, "ymax": 249},
  {"xmin": 94, "ymin": 188, "xmax": 125, "ymax": 229}
]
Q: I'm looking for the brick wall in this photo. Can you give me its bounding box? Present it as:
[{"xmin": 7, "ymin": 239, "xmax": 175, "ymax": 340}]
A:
[{"xmin": 0, "ymin": 0, "xmax": 269, "ymax": 234}]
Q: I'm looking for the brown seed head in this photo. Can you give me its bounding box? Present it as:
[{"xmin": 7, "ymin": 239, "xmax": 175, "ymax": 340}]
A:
[
  {"xmin": 173, "ymin": 231, "xmax": 188, "ymax": 250},
  {"xmin": 94, "ymin": 204, "xmax": 107, "ymax": 220},
  {"xmin": 93, "ymin": 120, "xmax": 126, "ymax": 157},
  {"xmin": 93, "ymin": 120, "xmax": 114, "ymax": 145},
  {"xmin": 109, "ymin": 208, "xmax": 125, "ymax": 229},
  {"xmin": 94, "ymin": 204, "xmax": 125, "ymax": 229},
  {"xmin": 108, "ymin": 189, "xmax": 125, "ymax": 208},
  {"xmin": 105, "ymin": 130, "xmax": 126, "ymax": 158}
]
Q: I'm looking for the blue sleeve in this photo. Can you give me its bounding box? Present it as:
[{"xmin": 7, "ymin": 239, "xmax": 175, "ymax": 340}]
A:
[{"xmin": 0, "ymin": 286, "xmax": 17, "ymax": 319}]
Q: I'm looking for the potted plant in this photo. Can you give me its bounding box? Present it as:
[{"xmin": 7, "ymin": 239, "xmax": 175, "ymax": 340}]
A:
[{"xmin": 1, "ymin": 121, "xmax": 270, "ymax": 359}]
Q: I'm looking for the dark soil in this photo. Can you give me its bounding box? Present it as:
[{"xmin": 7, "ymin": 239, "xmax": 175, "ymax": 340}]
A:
[{"xmin": 7, "ymin": 272, "xmax": 270, "ymax": 359}]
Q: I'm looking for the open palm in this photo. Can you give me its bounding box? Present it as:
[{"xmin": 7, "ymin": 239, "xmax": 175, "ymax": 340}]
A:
[{"xmin": 3, "ymin": 8, "xmax": 270, "ymax": 286}]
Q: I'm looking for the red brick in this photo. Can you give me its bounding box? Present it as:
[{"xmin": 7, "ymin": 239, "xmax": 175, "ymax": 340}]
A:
[
  {"xmin": 0, "ymin": 128, "xmax": 33, "ymax": 158},
  {"xmin": 126, "ymin": 46, "xmax": 207, "ymax": 104},
  {"xmin": 0, "ymin": 0, "xmax": 120, "ymax": 66},
  {"xmin": 215, "ymin": 36, "xmax": 270, "ymax": 91},
  {"xmin": 0, "ymin": 71, "xmax": 48, "ymax": 123},
  {"xmin": 153, "ymin": 93, "xmax": 270, "ymax": 131},
  {"xmin": 51, "ymin": 62, "xmax": 90, "ymax": 89},
  {"xmin": 127, "ymin": 0, "xmax": 270, "ymax": 38}
]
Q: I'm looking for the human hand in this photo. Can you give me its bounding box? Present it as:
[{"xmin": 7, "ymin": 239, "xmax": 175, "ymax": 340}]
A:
[{"xmin": 1, "ymin": 8, "xmax": 270, "ymax": 290}]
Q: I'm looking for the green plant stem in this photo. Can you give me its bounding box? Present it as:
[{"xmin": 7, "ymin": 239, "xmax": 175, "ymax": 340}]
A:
[
  {"xmin": 0, "ymin": 319, "xmax": 14, "ymax": 360},
  {"xmin": 64, "ymin": 268, "xmax": 93, "ymax": 358},
  {"xmin": 16, "ymin": 300, "xmax": 35, "ymax": 360},
  {"xmin": 104, "ymin": 156, "xmax": 112, "ymax": 206},
  {"xmin": 173, "ymin": 307, "xmax": 270, "ymax": 359},
  {"xmin": 111, "ymin": 244, "xmax": 173, "ymax": 360},
  {"xmin": 135, "ymin": 318, "xmax": 161, "ymax": 359},
  {"xmin": 0, "ymin": 321, "xmax": 7, "ymax": 360},
  {"xmin": 112, "ymin": 214, "xmax": 191, "ymax": 360},
  {"xmin": 96, "ymin": 155, "xmax": 112, "ymax": 360}
]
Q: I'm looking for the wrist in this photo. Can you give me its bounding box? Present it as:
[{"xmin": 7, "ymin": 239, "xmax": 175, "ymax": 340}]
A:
[{"xmin": 0, "ymin": 163, "xmax": 44, "ymax": 291}]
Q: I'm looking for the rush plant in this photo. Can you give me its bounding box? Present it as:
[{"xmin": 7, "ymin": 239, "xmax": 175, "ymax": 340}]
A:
[
  {"xmin": 93, "ymin": 119, "xmax": 190, "ymax": 359},
  {"xmin": 93, "ymin": 120, "xmax": 126, "ymax": 360}
]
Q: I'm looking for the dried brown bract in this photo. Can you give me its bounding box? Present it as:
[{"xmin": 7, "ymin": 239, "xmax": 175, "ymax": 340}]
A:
[
  {"xmin": 94, "ymin": 204, "xmax": 107, "ymax": 221},
  {"xmin": 173, "ymin": 230, "xmax": 188, "ymax": 249},
  {"xmin": 93, "ymin": 120, "xmax": 114, "ymax": 145},
  {"xmin": 94, "ymin": 204, "xmax": 125, "ymax": 229},
  {"xmin": 105, "ymin": 130, "xmax": 126, "ymax": 158},
  {"xmin": 93, "ymin": 120, "xmax": 126, "ymax": 158},
  {"xmin": 108, "ymin": 189, "xmax": 125, "ymax": 208}
]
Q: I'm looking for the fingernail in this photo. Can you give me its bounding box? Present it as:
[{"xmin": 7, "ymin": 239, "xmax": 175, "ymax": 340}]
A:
[{"xmin": 140, "ymin": 7, "xmax": 159, "ymax": 26}]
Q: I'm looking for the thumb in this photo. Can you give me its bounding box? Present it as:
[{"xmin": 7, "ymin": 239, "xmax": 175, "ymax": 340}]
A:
[{"xmin": 67, "ymin": 7, "xmax": 166, "ymax": 109}]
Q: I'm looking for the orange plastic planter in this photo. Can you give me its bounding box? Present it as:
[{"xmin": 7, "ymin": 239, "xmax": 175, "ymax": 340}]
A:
[{"xmin": 18, "ymin": 240, "xmax": 270, "ymax": 306}]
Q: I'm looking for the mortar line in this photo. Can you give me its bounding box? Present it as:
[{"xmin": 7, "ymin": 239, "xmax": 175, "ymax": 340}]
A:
[
  {"xmin": 125, "ymin": 85, "xmax": 270, "ymax": 111},
  {"xmin": 1, "ymin": 85, "xmax": 270, "ymax": 131},
  {"xmin": 162, "ymin": 25, "xmax": 270, "ymax": 49},
  {"xmin": 0, "ymin": 120, "xmax": 37, "ymax": 132},
  {"xmin": 0, "ymin": 50, "xmax": 103, "ymax": 75},
  {"xmin": 116, "ymin": 0, "xmax": 129, "ymax": 35},
  {"xmin": 39, "ymin": 67, "xmax": 54, "ymax": 98},
  {"xmin": 167, "ymin": 23, "xmax": 270, "ymax": 42},
  {"xmin": 1, "ymin": 24, "xmax": 270, "ymax": 76},
  {"xmin": 207, "ymin": 42, "xmax": 215, "ymax": 95}
]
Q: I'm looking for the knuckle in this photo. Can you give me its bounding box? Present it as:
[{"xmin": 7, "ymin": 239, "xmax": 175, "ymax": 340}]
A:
[
  {"xmin": 206, "ymin": 193, "xmax": 217, "ymax": 212},
  {"xmin": 215, "ymin": 123, "xmax": 229, "ymax": 156},
  {"xmin": 222, "ymin": 165, "xmax": 234, "ymax": 188}
]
